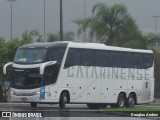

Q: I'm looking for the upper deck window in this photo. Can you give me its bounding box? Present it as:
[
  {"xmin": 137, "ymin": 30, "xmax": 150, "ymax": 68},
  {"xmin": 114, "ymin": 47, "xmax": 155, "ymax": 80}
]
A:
[{"xmin": 14, "ymin": 48, "xmax": 47, "ymax": 64}]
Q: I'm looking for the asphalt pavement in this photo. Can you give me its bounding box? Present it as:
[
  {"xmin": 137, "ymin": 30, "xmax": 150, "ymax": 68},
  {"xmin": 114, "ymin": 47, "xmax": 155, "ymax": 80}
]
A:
[{"xmin": 0, "ymin": 103, "xmax": 159, "ymax": 120}]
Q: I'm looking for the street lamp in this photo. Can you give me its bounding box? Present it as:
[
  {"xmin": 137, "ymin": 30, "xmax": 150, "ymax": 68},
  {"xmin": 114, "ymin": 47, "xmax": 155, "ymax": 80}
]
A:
[
  {"xmin": 7, "ymin": 0, "xmax": 16, "ymax": 40},
  {"xmin": 83, "ymin": 0, "xmax": 86, "ymax": 42},
  {"xmin": 60, "ymin": 0, "xmax": 63, "ymax": 41},
  {"xmin": 44, "ymin": 0, "xmax": 46, "ymax": 42},
  {"xmin": 152, "ymin": 15, "xmax": 160, "ymax": 45},
  {"xmin": 152, "ymin": 15, "xmax": 160, "ymax": 36}
]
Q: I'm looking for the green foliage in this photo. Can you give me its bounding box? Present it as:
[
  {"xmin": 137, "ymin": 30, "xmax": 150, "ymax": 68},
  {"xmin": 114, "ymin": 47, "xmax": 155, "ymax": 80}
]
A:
[
  {"xmin": 74, "ymin": 2, "xmax": 138, "ymax": 45},
  {"xmin": 153, "ymin": 50, "xmax": 160, "ymax": 98},
  {"xmin": 0, "ymin": 30, "xmax": 43, "ymax": 102},
  {"xmin": 74, "ymin": 2, "xmax": 160, "ymax": 98},
  {"xmin": 21, "ymin": 30, "xmax": 44, "ymax": 44},
  {"xmin": 47, "ymin": 33, "xmax": 59, "ymax": 42},
  {"xmin": 47, "ymin": 31, "xmax": 75, "ymax": 42}
]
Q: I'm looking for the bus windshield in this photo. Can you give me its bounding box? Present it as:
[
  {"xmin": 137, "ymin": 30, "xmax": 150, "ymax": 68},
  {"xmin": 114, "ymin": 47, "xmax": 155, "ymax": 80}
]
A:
[
  {"xmin": 14, "ymin": 48, "xmax": 47, "ymax": 64},
  {"xmin": 12, "ymin": 68, "xmax": 43, "ymax": 89}
]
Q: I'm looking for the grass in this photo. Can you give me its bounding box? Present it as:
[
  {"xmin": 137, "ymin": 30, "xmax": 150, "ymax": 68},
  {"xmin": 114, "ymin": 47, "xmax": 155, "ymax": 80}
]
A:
[
  {"xmin": 102, "ymin": 103, "xmax": 160, "ymax": 117},
  {"xmin": 103, "ymin": 107, "xmax": 160, "ymax": 117},
  {"xmin": 104, "ymin": 107, "xmax": 160, "ymax": 112},
  {"xmin": 143, "ymin": 103, "xmax": 160, "ymax": 106},
  {"xmin": 103, "ymin": 103, "xmax": 160, "ymax": 112}
]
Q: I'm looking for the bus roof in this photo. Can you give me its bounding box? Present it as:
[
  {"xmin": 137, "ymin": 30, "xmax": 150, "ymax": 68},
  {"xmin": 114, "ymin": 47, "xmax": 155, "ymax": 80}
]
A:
[
  {"xmin": 68, "ymin": 42, "xmax": 153, "ymax": 53},
  {"xmin": 19, "ymin": 41, "xmax": 69, "ymax": 49},
  {"xmin": 19, "ymin": 41, "xmax": 153, "ymax": 53}
]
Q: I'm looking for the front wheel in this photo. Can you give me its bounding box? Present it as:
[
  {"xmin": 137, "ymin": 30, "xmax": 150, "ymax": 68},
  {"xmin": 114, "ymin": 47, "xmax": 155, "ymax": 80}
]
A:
[{"xmin": 59, "ymin": 92, "xmax": 68, "ymax": 108}]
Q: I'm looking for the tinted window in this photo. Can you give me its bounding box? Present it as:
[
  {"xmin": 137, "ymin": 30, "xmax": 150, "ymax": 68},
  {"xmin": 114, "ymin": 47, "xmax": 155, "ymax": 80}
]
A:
[
  {"xmin": 48, "ymin": 48, "xmax": 65, "ymax": 64},
  {"xmin": 109, "ymin": 51, "xmax": 122, "ymax": 67},
  {"xmin": 144, "ymin": 54, "xmax": 153, "ymax": 68},
  {"xmin": 122, "ymin": 52, "xmax": 133, "ymax": 68},
  {"xmin": 81, "ymin": 49, "xmax": 94, "ymax": 66},
  {"xmin": 134, "ymin": 53, "xmax": 143, "ymax": 68},
  {"xmin": 44, "ymin": 65, "xmax": 58, "ymax": 85},
  {"xmin": 95, "ymin": 50, "xmax": 108, "ymax": 67},
  {"xmin": 65, "ymin": 49, "xmax": 80, "ymax": 68}
]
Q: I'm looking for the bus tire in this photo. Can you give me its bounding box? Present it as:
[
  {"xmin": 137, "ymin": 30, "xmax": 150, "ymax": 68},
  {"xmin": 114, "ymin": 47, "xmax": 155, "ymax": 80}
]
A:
[
  {"xmin": 31, "ymin": 102, "xmax": 37, "ymax": 108},
  {"xmin": 126, "ymin": 94, "xmax": 135, "ymax": 108},
  {"xmin": 117, "ymin": 93, "xmax": 125, "ymax": 108},
  {"xmin": 59, "ymin": 92, "xmax": 68, "ymax": 108}
]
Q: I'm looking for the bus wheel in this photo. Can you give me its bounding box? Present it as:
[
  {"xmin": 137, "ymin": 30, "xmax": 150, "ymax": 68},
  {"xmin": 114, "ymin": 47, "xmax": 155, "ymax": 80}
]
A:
[
  {"xmin": 117, "ymin": 93, "xmax": 125, "ymax": 108},
  {"xmin": 126, "ymin": 94, "xmax": 135, "ymax": 108},
  {"xmin": 31, "ymin": 102, "xmax": 37, "ymax": 108},
  {"xmin": 59, "ymin": 92, "xmax": 68, "ymax": 108}
]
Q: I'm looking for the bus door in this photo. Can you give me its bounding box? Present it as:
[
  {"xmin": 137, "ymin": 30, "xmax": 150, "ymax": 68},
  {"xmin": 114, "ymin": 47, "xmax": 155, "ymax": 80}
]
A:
[
  {"xmin": 43, "ymin": 65, "xmax": 58, "ymax": 100},
  {"xmin": 45, "ymin": 85, "xmax": 52, "ymax": 100}
]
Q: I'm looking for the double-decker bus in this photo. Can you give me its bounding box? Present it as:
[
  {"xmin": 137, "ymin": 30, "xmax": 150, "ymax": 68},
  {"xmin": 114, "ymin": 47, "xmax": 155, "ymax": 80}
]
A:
[{"xmin": 3, "ymin": 41, "xmax": 154, "ymax": 108}]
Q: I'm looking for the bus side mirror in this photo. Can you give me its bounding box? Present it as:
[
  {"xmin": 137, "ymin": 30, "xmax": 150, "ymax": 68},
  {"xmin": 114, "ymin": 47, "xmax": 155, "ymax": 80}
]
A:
[
  {"xmin": 3, "ymin": 62, "xmax": 13, "ymax": 75},
  {"xmin": 40, "ymin": 61, "xmax": 57, "ymax": 75}
]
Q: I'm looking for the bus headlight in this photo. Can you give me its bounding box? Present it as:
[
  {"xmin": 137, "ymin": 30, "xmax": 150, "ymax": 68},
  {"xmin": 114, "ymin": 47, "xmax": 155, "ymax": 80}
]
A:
[
  {"xmin": 34, "ymin": 91, "xmax": 40, "ymax": 95},
  {"xmin": 10, "ymin": 91, "xmax": 14, "ymax": 94}
]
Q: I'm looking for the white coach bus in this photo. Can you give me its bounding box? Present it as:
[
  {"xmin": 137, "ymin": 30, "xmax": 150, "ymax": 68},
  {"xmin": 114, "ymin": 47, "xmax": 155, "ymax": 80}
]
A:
[{"xmin": 3, "ymin": 41, "xmax": 154, "ymax": 108}]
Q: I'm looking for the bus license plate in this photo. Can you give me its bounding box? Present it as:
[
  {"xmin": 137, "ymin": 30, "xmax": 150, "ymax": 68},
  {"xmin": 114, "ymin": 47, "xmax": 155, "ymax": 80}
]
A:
[{"xmin": 21, "ymin": 98, "xmax": 27, "ymax": 102}]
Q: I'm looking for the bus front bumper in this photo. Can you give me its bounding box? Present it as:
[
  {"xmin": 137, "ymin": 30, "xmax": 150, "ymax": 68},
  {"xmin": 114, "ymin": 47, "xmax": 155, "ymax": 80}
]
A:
[{"xmin": 10, "ymin": 93, "xmax": 40, "ymax": 103}]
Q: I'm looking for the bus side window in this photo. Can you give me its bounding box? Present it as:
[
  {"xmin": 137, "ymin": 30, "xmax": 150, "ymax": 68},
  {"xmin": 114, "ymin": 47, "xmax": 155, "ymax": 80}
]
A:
[
  {"xmin": 122, "ymin": 52, "xmax": 133, "ymax": 68},
  {"xmin": 109, "ymin": 51, "xmax": 122, "ymax": 67},
  {"xmin": 65, "ymin": 49, "xmax": 80, "ymax": 68},
  {"xmin": 94, "ymin": 50, "xmax": 108, "ymax": 67},
  {"xmin": 48, "ymin": 49, "xmax": 65, "ymax": 64},
  {"xmin": 134, "ymin": 53, "xmax": 143, "ymax": 69},
  {"xmin": 81, "ymin": 49, "xmax": 94, "ymax": 66},
  {"xmin": 143, "ymin": 54, "xmax": 153, "ymax": 69}
]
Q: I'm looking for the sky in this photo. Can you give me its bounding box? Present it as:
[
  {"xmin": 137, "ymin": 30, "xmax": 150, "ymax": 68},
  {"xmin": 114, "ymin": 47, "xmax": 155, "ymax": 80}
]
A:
[{"xmin": 0, "ymin": 0, "xmax": 160, "ymax": 41}]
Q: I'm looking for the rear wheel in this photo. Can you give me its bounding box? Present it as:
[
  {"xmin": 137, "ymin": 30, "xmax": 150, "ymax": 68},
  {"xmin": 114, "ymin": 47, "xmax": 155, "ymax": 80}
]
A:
[
  {"xmin": 59, "ymin": 92, "xmax": 68, "ymax": 108},
  {"xmin": 117, "ymin": 93, "xmax": 125, "ymax": 108},
  {"xmin": 31, "ymin": 102, "xmax": 37, "ymax": 108},
  {"xmin": 126, "ymin": 94, "xmax": 135, "ymax": 108}
]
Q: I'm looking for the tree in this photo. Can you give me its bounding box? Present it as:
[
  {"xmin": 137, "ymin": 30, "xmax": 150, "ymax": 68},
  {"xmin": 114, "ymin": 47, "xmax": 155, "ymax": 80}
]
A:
[
  {"xmin": 47, "ymin": 33, "xmax": 59, "ymax": 42},
  {"xmin": 64, "ymin": 31, "xmax": 75, "ymax": 41},
  {"xmin": 0, "ymin": 37, "xmax": 6, "ymax": 102},
  {"xmin": 153, "ymin": 50, "xmax": 160, "ymax": 98},
  {"xmin": 0, "ymin": 30, "xmax": 44, "ymax": 102},
  {"xmin": 47, "ymin": 31, "xmax": 75, "ymax": 42},
  {"xmin": 21, "ymin": 30, "xmax": 44, "ymax": 44},
  {"xmin": 74, "ymin": 3, "xmax": 138, "ymax": 45}
]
